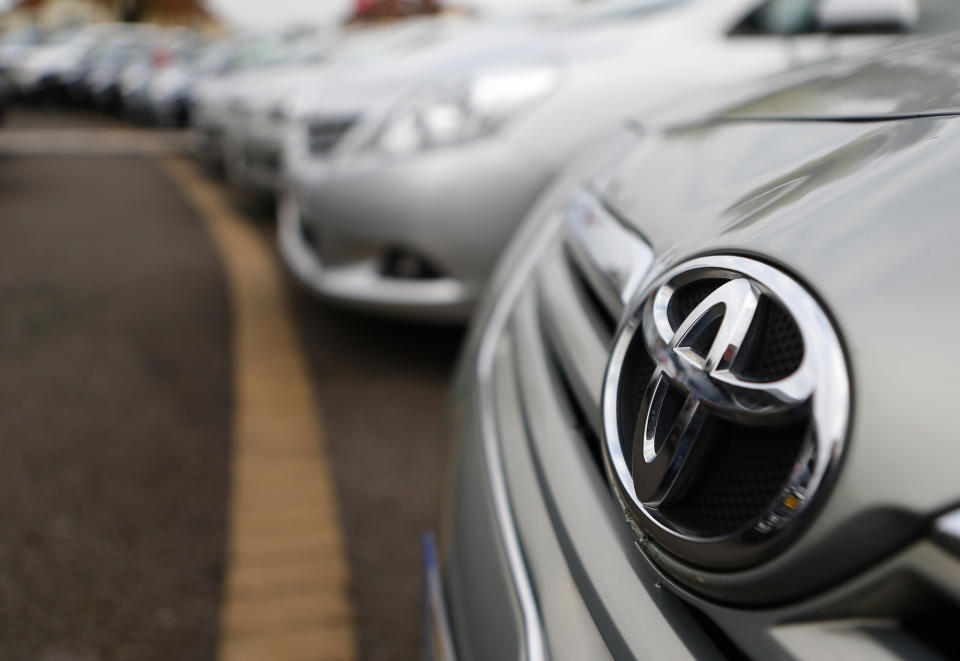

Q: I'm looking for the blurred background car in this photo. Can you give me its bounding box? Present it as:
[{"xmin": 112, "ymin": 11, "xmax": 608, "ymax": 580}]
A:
[
  {"xmin": 0, "ymin": 23, "xmax": 43, "ymax": 79},
  {"xmin": 5, "ymin": 23, "xmax": 109, "ymax": 99},
  {"xmin": 215, "ymin": 14, "xmax": 486, "ymax": 194},
  {"xmin": 279, "ymin": 0, "xmax": 947, "ymax": 321},
  {"xmin": 117, "ymin": 28, "xmax": 205, "ymax": 122},
  {"xmin": 202, "ymin": 2, "xmax": 572, "ymax": 186},
  {"xmin": 438, "ymin": 27, "xmax": 960, "ymax": 661},
  {"xmin": 80, "ymin": 25, "xmax": 174, "ymax": 110},
  {"xmin": 142, "ymin": 37, "xmax": 249, "ymax": 127},
  {"xmin": 190, "ymin": 29, "xmax": 342, "ymax": 170}
]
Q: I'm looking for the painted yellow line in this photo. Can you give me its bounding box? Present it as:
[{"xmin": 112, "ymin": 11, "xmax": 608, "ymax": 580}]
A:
[
  {"xmin": 0, "ymin": 128, "xmax": 196, "ymax": 155},
  {"xmin": 158, "ymin": 156, "xmax": 357, "ymax": 661}
]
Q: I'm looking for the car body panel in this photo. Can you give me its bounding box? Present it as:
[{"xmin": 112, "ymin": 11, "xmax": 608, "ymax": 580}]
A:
[
  {"xmin": 444, "ymin": 28, "xmax": 960, "ymax": 661},
  {"xmin": 290, "ymin": 133, "xmax": 552, "ymax": 293},
  {"xmin": 285, "ymin": 0, "xmax": 955, "ymax": 319},
  {"xmin": 602, "ymin": 112, "xmax": 960, "ymax": 603},
  {"xmin": 720, "ymin": 33, "xmax": 960, "ymax": 119}
]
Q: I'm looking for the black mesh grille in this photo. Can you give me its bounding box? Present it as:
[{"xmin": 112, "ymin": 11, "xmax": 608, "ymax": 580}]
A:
[
  {"xmin": 662, "ymin": 418, "xmax": 807, "ymax": 535},
  {"xmin": 308, "ymin": 116, "xmax": 358, "ymax": 155},
  {"xmin": 380, "ymin": 248, "xmax": 444, "ymax": 280},
  {"xmin": 669, "ymin": 278, "xmax": 804, "ymax": 382},
  {"xmin": 624, "ymin": 284, "xmax": 808, "ymax": 538},
  {"xmin": 565, "ymin": 246, "xmax": 617, "ymax": 336},
  {"xmin": 616, "ymin": 335, "xmax": 657, "ymax": 467},
  {"xmin": 243, "ymin": 144, "xmax": 280, "ymax": 173},
  {"xmin": 668, "ymin": 278, "xmax": 725, "ymax": 330},
  {"xmin": 740, "ymin": 297, "xmax": 804, "ymax": 380}
]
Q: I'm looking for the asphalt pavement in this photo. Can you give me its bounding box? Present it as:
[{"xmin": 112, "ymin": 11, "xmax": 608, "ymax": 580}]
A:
[
  {"xmin": 289, "ymin": 287, "xmax": 462, "ymax": 661},
  {"xmin": 0, "ymin": 107, "xmax": 462, "ymax": 661}
]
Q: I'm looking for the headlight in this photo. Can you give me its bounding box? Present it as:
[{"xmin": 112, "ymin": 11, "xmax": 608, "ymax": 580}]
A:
[
  {"xmin": 153, "ymin": 70, "xmax": 188, "ymax": 99},
  {"xmin": 368, "ymin": 65, "xmax": 561, "ymax": 158},
  {"xmin": 280, "ymin": 89, "xmax": 323, "ymax": 122}
]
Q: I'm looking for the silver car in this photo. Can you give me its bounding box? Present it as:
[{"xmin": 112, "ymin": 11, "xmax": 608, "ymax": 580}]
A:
[
  {"xmin": 6, "ymin": 24, "xmax": 116, "ymax": 97},
  {"xmin": 221, "ymin": 16, "xmax": 483, "ymax": 195},
  {"xmin": 434, "ymin": 29, "xmax": 960, "ymax": 661},
  {"xmin": 191, "ymin": 31, "xmax": 332, "ymax": 169},
  {"xmin": 145, "ymin": 38, "xmax": 248, "ymax": 127},
  {"xmin": 280, "ymin": 0, "xmax": 935, "ymax": 320}
]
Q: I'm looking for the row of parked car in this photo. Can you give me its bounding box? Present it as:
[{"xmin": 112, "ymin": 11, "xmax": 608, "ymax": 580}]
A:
[
  {"xmin": 6, "ymin": 1, "xmax": 960, "ymax": 659},
  {"xmin": 2, "ymin": 0, "xmax": 950, "ymax": 322}
]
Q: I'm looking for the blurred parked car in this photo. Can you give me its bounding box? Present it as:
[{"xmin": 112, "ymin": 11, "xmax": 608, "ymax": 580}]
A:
[
  {"xmin": 0, "ymin": 24, "xmax": 44, "ymax": 78},
  {"xmin": 6, "ymin": 24, "xmax": 108, "ymax": 98},
  {"xmin": 119, "ymin": 30, "xmax": 204, "ymax": 122},
  {"xmin": 80, "ymin": 26, "xmax": 169, "ymax": 110},
  {"xmin": 204, "ymin": 3, "xmax": 577, "ymax": 184},
  {"xmin": 436, "ymin": 28, "xmax": 960, "ymax": 661},
  {"xmin": 144, "ymin": 38, "xmax": 248, "ymax": 127},
  {"xmin": 279, "ymin": 0, "xmax": 945, "ymax": 321},
  {"xmin": 217, "ymin": 16, "xmax": 483, "ymax": 193},
  {"xmin": 191, "ymin": 30, "xmax": 339, "ymax": 169}
]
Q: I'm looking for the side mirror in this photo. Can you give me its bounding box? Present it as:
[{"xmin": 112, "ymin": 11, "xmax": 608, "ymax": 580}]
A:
[{"xmin": 817, "ymin": 0, "xmax": 918, "ymax": 33}]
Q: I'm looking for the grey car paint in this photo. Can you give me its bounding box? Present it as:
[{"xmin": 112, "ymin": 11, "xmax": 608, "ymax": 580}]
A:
[
  {"xmin": 285, "ymin": 0, "xmax": 960, "ymax": 321},
  {"xmin": 444, "ymin": 32, "xmax": 960, "ymax": 661}
]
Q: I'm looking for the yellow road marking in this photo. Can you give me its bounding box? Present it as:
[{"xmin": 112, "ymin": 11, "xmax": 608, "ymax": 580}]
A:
[
  {"xmin": 0, "ymin": 128, "xmax": 195, "ymax": 155},
  {"xmin": 158, "ymin": 156, "xmax": 357, "ymax": 661}
]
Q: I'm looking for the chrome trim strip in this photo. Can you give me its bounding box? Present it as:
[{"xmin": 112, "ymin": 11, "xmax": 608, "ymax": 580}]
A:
[
  {"xmin": 423, "ymin": 532, "xmax": 458, "ymax": 661},
  {"xmin": 936, "ymin": 509, "xmax": 960, "ymax": 540},
  {"xmin": 934, "ymin": 508, "xmax": 960, "ymax": 556},
  {"xmin": 602, "ymin": 255, "xmax": 850, "ymax": 568},
  {"xmin": 476, "ymin": 211, "xmax": 564, "ymax": 661},
  {"xmin": 564, "ymin": 189, "xmax": 654, "ymax": 318},
  {"xmin": 537, "ymin": 238, "xmax": 609, "ymax": 438}
]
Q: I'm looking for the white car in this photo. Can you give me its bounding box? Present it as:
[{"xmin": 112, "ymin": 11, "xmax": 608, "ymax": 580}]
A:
[
  {"xmin": 279, "ymin": 0, "xmax": 941, "ymax": 320},
  {"xmin": 6, "ymin": 25, "xmax": 107, "ymax": 96},
  {"xmin": 191, "ymin": 30, "xmax": 338, "ymax": 169},
  {"xmin": 217, "ymin": 15, "xmax": 501, "ymax": 192},
  {"xmin": 0, "ymin": 25, "xmax": 43, "ymax": 77},
  {"xmin": 212, "ymin": 2, "xmax": 583, "ymax": 189},
  {"xmin": 145, "ymin": 38, "xmax": 254, "ymax": 127}
]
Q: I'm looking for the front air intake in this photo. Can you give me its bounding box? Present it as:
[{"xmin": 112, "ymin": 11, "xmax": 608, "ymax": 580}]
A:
[{"xmin": 307, "ymin": 115, "xmax": 359, "ymax": 156}]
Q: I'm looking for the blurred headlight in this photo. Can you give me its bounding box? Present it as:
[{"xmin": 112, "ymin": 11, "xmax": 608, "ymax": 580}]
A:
[
  {"xmin": 152, "ymin": 68, "xmax": 188, "ymax": 99},
  {"xmin": 280, "ymin": 89, "xmax": 323, "ymax": 122},
  {"xmin": 367, "ymin": 66, "xmax": 561, "ymax": 158}
]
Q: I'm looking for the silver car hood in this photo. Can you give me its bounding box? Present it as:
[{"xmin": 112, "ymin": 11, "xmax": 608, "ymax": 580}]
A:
[
  {"xmin": 598, "ymin": 37, "xmax": 960, "ymax": 602},
  {"xmin": 664, "ymin": 33, "xmax": 960, "ymax": 124}
]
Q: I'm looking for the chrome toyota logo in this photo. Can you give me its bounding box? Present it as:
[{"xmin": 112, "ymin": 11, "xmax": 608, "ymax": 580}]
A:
[{"xmin": 601, "ymin": 256, "xmax": 849, "ymax": 569}]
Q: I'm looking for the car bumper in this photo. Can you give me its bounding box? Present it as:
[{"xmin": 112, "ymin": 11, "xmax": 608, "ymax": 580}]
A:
[
  {"xmin": 224, "ymin": 116, "xmax": 288, "ymax": 193},
  {"xmin": 277, "ymin": 192, "xmax": 474, "ymax": 320},
  {"xmin": 422, "ymin": 533, "xmax": 457, "ymax": 661},
  {"xmin": 194, "ymin": 120, "xmax": 226, "ymax": 167},
  {"xmin": 122, "ymin": 90, "xmax": 151, "ymax": 119},
  {"xmin": 89, "ymin": 82, "xmax": 120, "ymax": 107},
  {"xmin": 15, "ymin": 71, "xmax": 60, "ymax": 97},
  {"xmin": 151, "ymin": 94, "xmax": 190, "ymax": 127},
  {"xmin": 286, "ymin": 138, "xmax": 552, "ymax": 318}
]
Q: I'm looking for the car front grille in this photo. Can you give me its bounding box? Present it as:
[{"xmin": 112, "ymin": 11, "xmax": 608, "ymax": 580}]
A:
[
  {"xmin": 307, "ymin": 115, "xmax": 358, "ymax": 156},
  {"xmin": 485, "ymin": 191, "xmax": 960, "ymax": 660},
  {"xmin": 478, "ymin": 206, "xmax": 744, "ymax": 658},
  {"xmin": 243, "ymin": 141, "xmax": 281, "ymax": 174}
]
